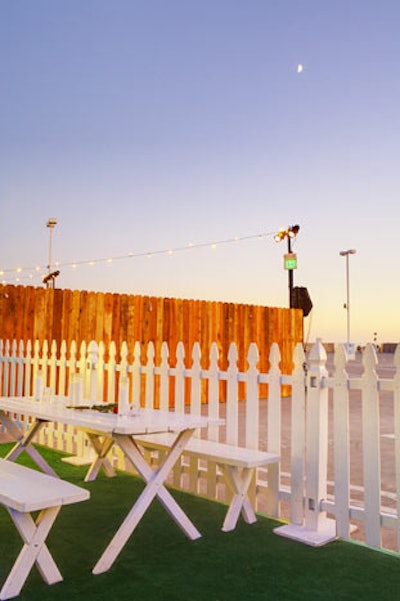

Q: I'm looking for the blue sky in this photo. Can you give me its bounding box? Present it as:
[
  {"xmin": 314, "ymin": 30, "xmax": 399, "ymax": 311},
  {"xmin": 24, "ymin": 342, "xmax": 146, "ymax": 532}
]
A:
[{"xmin": 1, "ymin": 0, "xmax": 400, "ymax": 345}]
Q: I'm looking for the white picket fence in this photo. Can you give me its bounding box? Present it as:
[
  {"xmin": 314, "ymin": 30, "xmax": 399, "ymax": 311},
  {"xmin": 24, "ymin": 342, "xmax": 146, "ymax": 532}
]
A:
[{"xmin": 0, "ymin": 337, "xmax": 400, "ymax": 553}]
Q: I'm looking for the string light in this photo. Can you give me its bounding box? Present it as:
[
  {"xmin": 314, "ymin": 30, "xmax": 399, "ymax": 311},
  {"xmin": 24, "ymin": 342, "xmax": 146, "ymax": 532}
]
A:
[{"xmin": 0, "ymin": 229, "xmax": 280, "ymax": 285}]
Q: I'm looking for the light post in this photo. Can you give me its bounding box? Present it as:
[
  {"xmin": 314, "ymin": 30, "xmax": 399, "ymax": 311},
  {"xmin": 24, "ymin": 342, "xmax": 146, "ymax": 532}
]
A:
[
  {"xmin": 339, "ymin": 249, "xmax": 356, "ymax": 355},
  {"xmin": 274, "ymin": 224, "xmax": 300, "ymax": 308},
  {"xmin": 44, "ymin": 218, "xmax": 59, "ymax": 289}
]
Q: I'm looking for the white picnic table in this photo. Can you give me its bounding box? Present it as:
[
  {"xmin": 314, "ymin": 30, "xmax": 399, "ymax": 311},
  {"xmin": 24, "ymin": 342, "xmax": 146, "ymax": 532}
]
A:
[{"xmin": 0, "ymin": 396, "xmax": 223, "ymax": 575}]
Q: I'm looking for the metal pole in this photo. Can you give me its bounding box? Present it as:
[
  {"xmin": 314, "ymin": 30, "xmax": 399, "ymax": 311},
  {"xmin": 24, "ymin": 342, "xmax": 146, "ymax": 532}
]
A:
[
  {"xmin": 340, "ymin": 249, "xmax": 356, "ymax": 351},
  {"xmin": 345, "ymin": 253, "xmax": 350, "ymax": 348},
  {"xmin": 46, "ymin": 218, "xmax": 57, "ymax": 289},
  {"xmin": 288, "ymin": 236, "xmax": 293, "ymax": 308},
  {"xmin": 48, "ymin": 227, "xmax": 53, "ymax": 275}
]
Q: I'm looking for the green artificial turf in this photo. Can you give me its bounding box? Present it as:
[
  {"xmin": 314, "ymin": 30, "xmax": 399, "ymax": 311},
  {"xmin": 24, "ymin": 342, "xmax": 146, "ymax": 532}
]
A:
[{"xmin": 1, "ymin": 442, "xmax": 400, "ymax": 600}]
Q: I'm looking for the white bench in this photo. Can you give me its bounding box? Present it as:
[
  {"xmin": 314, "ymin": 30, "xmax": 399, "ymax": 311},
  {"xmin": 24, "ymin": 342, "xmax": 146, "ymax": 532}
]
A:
[
  {"xmin": 0, "ymin": 459, "xmax": 90, "ymax": 600},
  {"xmin": 135, "ymin": 433, "xmax": 280, "ymax": 532}
]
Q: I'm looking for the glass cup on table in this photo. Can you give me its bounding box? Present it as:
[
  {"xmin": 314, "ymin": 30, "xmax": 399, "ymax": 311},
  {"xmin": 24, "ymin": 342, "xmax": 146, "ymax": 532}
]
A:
[
  {"xmin": 69, "ymin": 373, "xmax": 84, "ymax": 407},
  {"xmin": 34, "ymin": 370, "xmax": 44, "ymax": 401},
  {"xmin": 118, "ymin": 377, "xmax": 130, "ymax": 416}
]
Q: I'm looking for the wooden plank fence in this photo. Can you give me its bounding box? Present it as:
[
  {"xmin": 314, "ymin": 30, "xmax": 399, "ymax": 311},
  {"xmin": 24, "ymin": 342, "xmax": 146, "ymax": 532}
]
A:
[
  {"xmin": 0, "ymin": 284, "xmax": 303, "ymax": 397},
  {"xmin": 1, "ymin": 337, "xmax": 400, "ymax": 554}
]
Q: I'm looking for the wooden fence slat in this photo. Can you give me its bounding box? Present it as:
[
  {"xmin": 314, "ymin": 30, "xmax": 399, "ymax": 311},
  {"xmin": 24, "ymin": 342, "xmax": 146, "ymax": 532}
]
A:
[
  {"xmin": 103, "ymin": 292, "xmax": 114, "ymax": 348},
  {"xmin": 51, "ymin": 288, "xmax": 63, "ymax": 344},
  {"xmin": 69, "ymin": 290, "xmax": 81, "ymax": 347},
  {"xmin": 95, "ymin": 292, "xmax": 105, "ymax": 343}
]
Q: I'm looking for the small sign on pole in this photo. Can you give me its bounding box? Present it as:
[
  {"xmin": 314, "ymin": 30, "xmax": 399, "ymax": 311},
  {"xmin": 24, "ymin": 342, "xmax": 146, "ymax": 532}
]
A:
[{"xmin": 284, "ymin": 253, "xmax": 297, "ymax": 270}]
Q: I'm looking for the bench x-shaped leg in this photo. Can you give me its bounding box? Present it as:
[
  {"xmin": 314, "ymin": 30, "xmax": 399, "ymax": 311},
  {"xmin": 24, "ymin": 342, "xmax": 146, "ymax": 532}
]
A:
[
  {"xmin": 84, "ymin": 432, "xmax": 116, "ymax": 482},
  {"xmin": 93, "ymin": 429, "xmax": 201, "ymax": 575},
  {"xmin": 0, "ymin": 506, "xmax": 62, "ymax": 600},
  {"xmin": 0, "ymin": 412, "xmax": 58, "ymax": 478},
  {"xmin": 220, "ymin": 466, "xmax": 257, "ymax": 532}
]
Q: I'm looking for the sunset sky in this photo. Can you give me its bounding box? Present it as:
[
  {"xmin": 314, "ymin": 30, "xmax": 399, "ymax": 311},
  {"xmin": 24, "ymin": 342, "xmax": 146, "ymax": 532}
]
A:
[{"xmin": 1, "ymin": 1, "xmax": 400, "ymax": 345}]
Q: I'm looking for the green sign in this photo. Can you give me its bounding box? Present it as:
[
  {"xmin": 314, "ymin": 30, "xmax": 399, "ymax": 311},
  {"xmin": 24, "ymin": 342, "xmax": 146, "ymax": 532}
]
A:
[{"xmin": 284, "ymin": 253, "xmax": 297, "ymax": 270}]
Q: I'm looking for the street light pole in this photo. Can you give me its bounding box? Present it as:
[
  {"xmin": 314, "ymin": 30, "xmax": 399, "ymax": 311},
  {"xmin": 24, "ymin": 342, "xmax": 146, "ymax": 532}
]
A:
[
  {"xmin": 287, "ymin": 234, "xmax": 294, "ymax": 308},
  {"xmin": 339, "ymin": 249, "xmax": 356, "ymax": 353},
  {"xmin": 46, "ymin": 218, "xmax": 57, "ymax": 289}
]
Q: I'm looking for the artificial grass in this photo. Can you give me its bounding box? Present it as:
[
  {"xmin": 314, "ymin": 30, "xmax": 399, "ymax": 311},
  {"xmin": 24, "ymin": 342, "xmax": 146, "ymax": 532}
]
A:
[{"xmin": 0, "ymin": 443, "xmax": 400, "ymax": 600}]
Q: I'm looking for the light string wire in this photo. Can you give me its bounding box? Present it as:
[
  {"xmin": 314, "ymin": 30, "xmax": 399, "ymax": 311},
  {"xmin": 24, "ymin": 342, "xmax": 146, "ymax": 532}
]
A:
[{"xmin": 1, "ymin": 230, "xmax": 281, "ymax": 284}]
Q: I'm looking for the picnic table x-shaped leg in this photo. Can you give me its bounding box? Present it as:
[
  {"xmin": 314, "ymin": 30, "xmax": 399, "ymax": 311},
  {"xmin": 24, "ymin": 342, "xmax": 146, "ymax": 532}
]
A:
[
  {"xmin": 92, "ymin": 428, "xmax": 201, "ymax": 575},
  {"xmin": 220, "ymin": 465, "xmax": 257, "ymax": 531},
  {"xmin": 83, "ymin": 432, "xmax": 116, "ymax": 482},
  {"xmin": 0, "ymin": 412, "xmax": 58, "ymax": 478},
  {"xmin": 0, "ymin": 506, "xmax": 62, "ymax": 600}
]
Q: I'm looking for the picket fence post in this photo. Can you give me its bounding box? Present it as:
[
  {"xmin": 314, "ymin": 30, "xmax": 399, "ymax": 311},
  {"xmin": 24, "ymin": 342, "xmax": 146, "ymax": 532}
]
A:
[
  {"xmin": 58, "ymin": 340, "xmax": 67, "ymax": 396},
  {"xmin": 174, "ymin": 342, "xmax": 185, "ymax": 414},
  {"xmin": 288, "ymin": 342, "xmax": 306, "ymax": 526},
  {"xmin": 32, "ymin": 340, "xmax": 41, "ymax": 396},
  {"xmin": 275, "ymin": 339, "xmax": 337, "ymax": 546},
  {"xmin": 307, "ymin": 340, "xmax": 329, "ymax": 522},
  {"xmin": 393, "ymin": 345, "xmax": 400, "ymax": 550},
  {"xmin": 361, "ymin": 343, "xmax": 381, "ymax": 547},
  {"xmin": 332, "ymin": 344, "xmax": 351, "ymax": 539},
  {"xmin": 131, "ymin": 342, "xmax": 141, "ymax": 409},
  {"xmin": 265, "ymin": 342, "xmax": 282, "ymax": 517},
  {"xmin": 25, "ymin": 340, "xmax": 32, "ymax": 396},
  {"xmin": 225, "ymin": 343, "xmax": 239, "ymax": 446},
  {"xmin": 190, "ymin": 342, "xmax": 202, "ymax": 418},
  {"xmin": 207, "ymin": 342, "xmax": 220, "ymax": 442},
  {"xmin": 144, "ymin": 342, "xmax": 155, "ymax": 409},
  {"xmin": 49, "ymin": 341, "xmax": 57, "ymax": 393},
  {"xmin": 245, "ymin": 343, "xmax": 259, "ymax": 450},
  {"xmin": 159, "ymin": 342, "xmax": 170, "ymax": 411},
  {"xmin": 9, "ymin": 341, "xmax": 17, "ymax": 396}
]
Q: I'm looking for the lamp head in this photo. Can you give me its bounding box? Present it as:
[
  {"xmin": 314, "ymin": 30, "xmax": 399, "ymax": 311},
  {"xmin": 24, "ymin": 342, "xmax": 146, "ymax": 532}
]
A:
[
  {"xmin": 288, "ymin": 224, "xmax": 300, "ymax": 238},
  {"xmin": 274, "ymin": 230, "xmax": 286, "ymax": 243},
  {"xmin": 340, "ymin": 249, "xmax": 357, "ymax": 256},
  {"xmin": 274, "ymin": 224, "xmax": 300, "ymax": 243}
]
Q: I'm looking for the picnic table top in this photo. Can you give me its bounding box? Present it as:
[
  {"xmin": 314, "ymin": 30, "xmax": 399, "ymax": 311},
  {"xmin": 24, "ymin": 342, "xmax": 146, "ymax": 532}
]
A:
[{"xmin": 0, "ymin": 396, "xmax": 223, "ymax": 435}]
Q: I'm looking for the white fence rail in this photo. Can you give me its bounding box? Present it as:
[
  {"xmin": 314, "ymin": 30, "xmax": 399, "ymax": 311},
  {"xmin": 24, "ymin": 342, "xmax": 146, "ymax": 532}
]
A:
[{"xmin": 0, "ymin": 337, "xmax": 399, "ymax": 553}]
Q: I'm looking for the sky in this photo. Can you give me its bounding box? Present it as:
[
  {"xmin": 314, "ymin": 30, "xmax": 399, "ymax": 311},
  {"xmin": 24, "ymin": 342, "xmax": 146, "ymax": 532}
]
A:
[{"xmin": 1, "ymin": 0, "xmax": 400, "ymax": 346}]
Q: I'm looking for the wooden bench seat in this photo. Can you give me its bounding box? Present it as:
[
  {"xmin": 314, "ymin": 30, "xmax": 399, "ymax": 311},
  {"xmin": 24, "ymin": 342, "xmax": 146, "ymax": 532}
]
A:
[
  {"xmin": 136, "ymin": 432, "xmax": 280, "ymax": 532},
  {"xmin": 0, "ymin": 459, "xmax": 90, "ymax": 600}
]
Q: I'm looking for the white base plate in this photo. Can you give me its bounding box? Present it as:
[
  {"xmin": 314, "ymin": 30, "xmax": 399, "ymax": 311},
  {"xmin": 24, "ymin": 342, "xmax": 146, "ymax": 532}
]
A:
[
  {"xmin": 274, "ymin": 519, "xmax": 337, "ymax": 547},
  {"xmin": 61, "ymin": 454, "xmax": 94, "ymax": 466}
]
